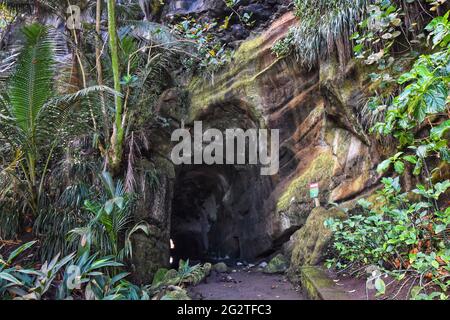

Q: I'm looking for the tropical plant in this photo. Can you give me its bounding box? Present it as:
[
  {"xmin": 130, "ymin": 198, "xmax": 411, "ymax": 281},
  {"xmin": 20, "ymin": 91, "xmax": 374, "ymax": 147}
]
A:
[
  {"xmin": 326, "ymin": 178, "xmax": 450, "ymax": 299},
  {"xmin": 56, "ymin": 251, "xmax": 131, "ymax": 300},
  {"xmin": 1, "ymin": 240, "xmax": 150, "ymax": 300},
  {"xmin": 0, "ymin": 241, "xmax": 37, "ymax": 298},
  {"xmin": 151, "ymin": 259, "xmax": 210, "ymax": 292},
  {"xmin": 0, "ymin": 23, "xmax": 114, "ymax": 219},
  {"xmin": 0, "ymin": 23, "xmax": 64, "ymax": 215},
  {"xmin": 173, "ymin": 17, "xmax": 232, "ymax": 73},
  {"xmin": 272, "ymin": 0, "xmax": 370, "ymax": 67},
  {"xmin": 273, "ymin": 0, "xmax": 437, "ymax": 67},
  {"xmin": 326, "ymin": 10, "xmax": 450, "ymax": 300},
  {"xmin": 31, "ymin": 136, "xmax": 104, "ymax": 261},
  {"xmin": 67, "ymin": 171, "xmax": 150, "ymax": 261}
]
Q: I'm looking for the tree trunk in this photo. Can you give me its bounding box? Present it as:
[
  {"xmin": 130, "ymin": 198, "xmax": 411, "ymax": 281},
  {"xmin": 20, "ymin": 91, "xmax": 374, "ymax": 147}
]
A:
[
  {"xmin": 107, "ymin": 0, "xmax": 124, "ymax": 174},
  {"xmin": 96, "ymin": 0, "xmax": 110, "ymax": 141}
]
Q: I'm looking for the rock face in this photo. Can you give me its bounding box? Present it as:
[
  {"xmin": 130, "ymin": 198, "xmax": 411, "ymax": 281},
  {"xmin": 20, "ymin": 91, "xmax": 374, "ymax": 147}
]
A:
[
  {"xmin": 187, "ymin": 11, "xmax": 381, "ymax": 253},
  {"xmin": 131, "ymin": 11, "xmax": 383, "ymax": 283},
  {"xmin": 289, "ymin": 207, "xmax": 347, "ymax": 272},
  {"xmin": 164, "ymin": 0, "xmax": 226, "ymax": 17},
  {"xmin": 131, "ymin": 158, "xmax": 174, "ymax": 284}
]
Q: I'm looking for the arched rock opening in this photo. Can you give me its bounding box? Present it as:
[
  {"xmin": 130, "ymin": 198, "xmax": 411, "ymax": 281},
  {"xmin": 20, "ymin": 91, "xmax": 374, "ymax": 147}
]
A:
[
  {"xmin": 168, "ymin": 98, "xmax": 278, "ymax": 265},
  {"xmin": 170, "ymin": 163, "xmax": 273, "ymax": 265}
]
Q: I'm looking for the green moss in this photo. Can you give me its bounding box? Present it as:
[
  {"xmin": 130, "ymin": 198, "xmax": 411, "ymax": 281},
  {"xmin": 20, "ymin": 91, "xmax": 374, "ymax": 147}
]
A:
[
  {"xmin": 213, "ymin": 262, "xmax": 228, "ymax": 273},
  {"xmin": 300, "ymin": 266, "xmax": 335, "ymax": 300},
  {"xmin": 161, "ymin": 288, "xmax": 191, "ymax": 300},
  {"xmin": 290, "ymin": 207, "xmax": 347, "ymax": 268},
  {"xmin": 188, "ymin": 35, "xmax": 270, "ymax": 123},
  {"xmin": 277, "ymin": 151, "xmax": 336, "ymax": 211},
  {"xmin": 233, "ymin": 36, "xmax": 265, "ymax": 62},
  {"xmin": 264, "ymin": 254, "xmax": 289, "ymax": 274},
  {"xmin": 300, "ymin": 266, "xmax": 350, "ymax": 300},
  {"xmin": 319, "ymin": 58, "xmax": 340, "ymax": 83},
  {"xmin": 203, "ymin": 263, "xmax": 212, "ymax": 277}
]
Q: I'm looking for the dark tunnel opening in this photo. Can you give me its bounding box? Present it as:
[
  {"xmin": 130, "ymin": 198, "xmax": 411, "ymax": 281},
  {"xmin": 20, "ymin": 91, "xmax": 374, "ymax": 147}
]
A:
[
  {"xmin": 169, "ymin": 160, "xmax": 276, "ymax": 267},
  {"xmin": 168, "ymin": 102, "xmax": 276, "ymax": 267},
  {"xmin": 170, "ymin": 165, "xmax": 243, "ymax": 265}
]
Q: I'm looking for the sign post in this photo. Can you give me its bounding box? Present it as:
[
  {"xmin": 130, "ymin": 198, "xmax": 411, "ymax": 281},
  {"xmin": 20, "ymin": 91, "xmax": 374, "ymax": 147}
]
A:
[{"xmin": 309, "ymin": 182, "xmax": 320, "ymax": 207}]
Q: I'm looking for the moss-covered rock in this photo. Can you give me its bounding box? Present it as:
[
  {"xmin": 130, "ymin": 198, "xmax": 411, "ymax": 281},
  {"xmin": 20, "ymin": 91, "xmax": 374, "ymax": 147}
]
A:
[
  {"xmin": 277, "ymin": 151, "xmax": 337, "ymax": 213},
  {"xmin": 131, "ymin": 224, "xmax": 170, "ymax": 285},
  {"xmin": 300, "ymin": 266, "xmax": 349, "ymax": 300},
  {"xmin": 213, "ymin": 262, "xmax": 229, "ymax": 273},
  {"xmin": 160, "ymin": 287, "xmax": 192, "ymax": 301},
  {"xmin": 131, "ymin": 157, "xmax": 175, "ymax": 285},
  {"xmin": 203, "ymin": 263, "xmax": 212, "ymax": 277},
  {"xmin": 289, "ymin": 207, "xmax": 347, "ymax": 274},
  {"xmin": 264, "ymin": 253, "xmax": 289, "ymax": 274}
]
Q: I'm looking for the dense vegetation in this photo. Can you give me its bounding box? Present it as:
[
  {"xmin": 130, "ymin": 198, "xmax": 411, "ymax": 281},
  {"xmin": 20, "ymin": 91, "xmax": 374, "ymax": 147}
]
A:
[
  {"xmin": 273, "ymin": 0, "xmax": 449, "ymax": 300},
  {"xmin": 324, "ymin": 1, "xmax": 449, "ymax": 300},
  {"xmin": 0, "ymin": 0, "xmax": 210, "ymax": 300},
  {"xmin": 0, "ymin": 0, "xmax": 449, "ymax": 300}
]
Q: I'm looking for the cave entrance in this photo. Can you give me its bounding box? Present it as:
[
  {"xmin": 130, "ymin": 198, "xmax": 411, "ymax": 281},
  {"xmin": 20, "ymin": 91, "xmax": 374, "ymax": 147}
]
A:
[
  {"xmin": 169, "ymin": 100, "xmax": 275, "ymax": 266},
  {"xmin": 170, "ymin": 165, "xmax": 240, "ymax": 265},
  {"xmin": 170, "ymin": 163, "xmax": 271, "ymax": 266}
]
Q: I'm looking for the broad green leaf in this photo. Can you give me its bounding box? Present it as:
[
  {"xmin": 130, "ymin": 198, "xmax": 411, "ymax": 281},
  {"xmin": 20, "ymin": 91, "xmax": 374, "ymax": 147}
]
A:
[
  {"xmin": 403, "ymin": 155, "xmax": 417, "ymax": 164},
  {"xmin": 394, "ymin": 161, "xmax": 405, "ymax": 174},
  {"xmin": 377, "ymin": 159, "xmax": 392, "ymax": 174},
  {"xmin": 424, "ymin": 82, "xmax": 448, "ymax": 114},
  {"xmin": 435, "ymin": 224, "xmax": 446, "ymax": 234},
  {"xmin": 413, "ymin": 159, "xmax": 423, "ymax": 176},
  {"xmin": 416, "ymin": 145, "xmax": 428, "ymax": 158},
  {"xmin": 375, "ymin": 278, "xmax": 386, "ymax": 295},
  {"xmin": 430, "ymin": 120, "xmax": 450, "ymax": 140},
  {"xmin": 431, "ymin": 260, "xmax": 440, "ymax": 269}
]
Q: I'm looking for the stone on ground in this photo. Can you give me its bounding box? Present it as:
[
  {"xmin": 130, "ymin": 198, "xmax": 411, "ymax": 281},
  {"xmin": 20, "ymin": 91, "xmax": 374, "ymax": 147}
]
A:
[
  {"xmin": 161, "ymin": 286, "xmax": 191, "ymax": 300},
  {"xmin": 264, "ymin": 254, "xmax": 289, "ymax": 274},
  {"xmin": 213, "ymin": 262, "xmax": 229, "ymax": 273}
]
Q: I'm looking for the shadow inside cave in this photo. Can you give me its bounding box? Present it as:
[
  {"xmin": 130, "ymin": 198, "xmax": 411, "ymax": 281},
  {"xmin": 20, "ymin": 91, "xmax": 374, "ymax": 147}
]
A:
[{"xmin": 170, "ymin": 163, "xmax": 275, "ymax": 267}]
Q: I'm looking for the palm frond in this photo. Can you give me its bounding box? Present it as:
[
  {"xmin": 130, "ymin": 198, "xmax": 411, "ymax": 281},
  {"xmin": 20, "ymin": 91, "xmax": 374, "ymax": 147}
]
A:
[
  {"xmin": 45, "ymin": 85, "xmax": 123, "ymax": 107},
  {"xmin": 7, "ymin": 23, "xmax": 55, "ymax": 133}
]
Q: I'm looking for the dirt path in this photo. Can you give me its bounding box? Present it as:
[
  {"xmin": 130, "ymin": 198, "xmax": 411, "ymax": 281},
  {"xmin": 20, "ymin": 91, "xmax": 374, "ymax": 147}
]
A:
[{"xmin": 188, "ymin": 269, "xmax": 305, "ymax": 300}]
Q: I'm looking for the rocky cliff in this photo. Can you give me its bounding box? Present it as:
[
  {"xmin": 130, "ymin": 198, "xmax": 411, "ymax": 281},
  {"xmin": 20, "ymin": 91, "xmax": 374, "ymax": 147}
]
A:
[{"xmin": 132, "ymin": 7, "xmax": 384, "ymax": 284}]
